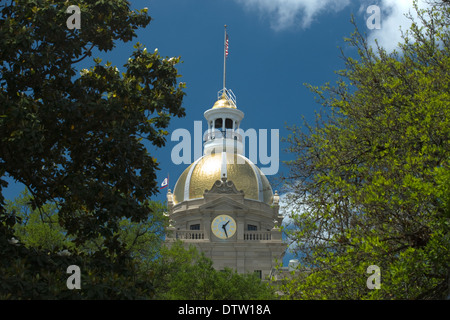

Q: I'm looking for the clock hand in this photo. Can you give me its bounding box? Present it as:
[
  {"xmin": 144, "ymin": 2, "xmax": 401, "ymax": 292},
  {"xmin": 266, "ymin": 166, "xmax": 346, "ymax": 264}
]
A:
[{"xmin": 222, "ymin": 223, "xmax": 229, "ymax": 238}]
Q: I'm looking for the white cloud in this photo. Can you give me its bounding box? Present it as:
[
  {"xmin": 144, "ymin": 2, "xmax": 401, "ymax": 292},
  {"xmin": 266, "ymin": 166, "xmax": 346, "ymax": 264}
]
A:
[
  {"xmin": 365, "ymin": 0, "xmax": 433, "ymax": 52},
  {"xmin": 234, "ymin": 0, "xmax": 351, "ymax": 30},
  {"xmin": 234, "ymin": 0, "xmax": 434, "ymax": 52},
  {"xmin": 278, "ymin": 192, "xmax": 305, "ymax": 255},
  {"xmin": 279, "ymin": 191, "xmax": 306, "ymax": 228}
]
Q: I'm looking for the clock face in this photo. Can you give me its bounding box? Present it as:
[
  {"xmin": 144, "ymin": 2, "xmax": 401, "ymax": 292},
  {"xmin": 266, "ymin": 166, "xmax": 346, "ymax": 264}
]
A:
[{"xmin": 211, "ymin": 215, "xmax": 236, "ymax": 240}]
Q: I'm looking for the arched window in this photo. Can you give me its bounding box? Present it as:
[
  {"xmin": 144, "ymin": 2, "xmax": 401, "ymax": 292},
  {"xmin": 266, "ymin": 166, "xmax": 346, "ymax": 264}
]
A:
[
  {"xmin": 225, "ymin": 118, "xmax": 233, "ymax": 129},
  {"xmin": 214, "ymin": 118, "xmax": 223, "ymax": 130}
]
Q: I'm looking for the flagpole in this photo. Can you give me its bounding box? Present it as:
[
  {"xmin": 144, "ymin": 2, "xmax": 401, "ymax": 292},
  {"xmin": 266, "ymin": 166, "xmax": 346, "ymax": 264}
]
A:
[{"xmin": 223, "ymin": 25, "xmax": 227, "ymax": 91}]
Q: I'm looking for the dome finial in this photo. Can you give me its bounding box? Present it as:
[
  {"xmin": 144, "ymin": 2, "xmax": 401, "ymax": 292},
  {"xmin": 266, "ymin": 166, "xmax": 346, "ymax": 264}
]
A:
[{"xmin": 213, "ymin": 88, "xmax": 237, "ymax": 109}]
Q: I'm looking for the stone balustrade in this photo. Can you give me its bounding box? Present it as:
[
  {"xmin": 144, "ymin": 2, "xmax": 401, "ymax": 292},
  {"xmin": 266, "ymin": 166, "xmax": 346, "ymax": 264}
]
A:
[{"xmin": 243, "ymin": 231, "xmax": 272, "ymax": 241}]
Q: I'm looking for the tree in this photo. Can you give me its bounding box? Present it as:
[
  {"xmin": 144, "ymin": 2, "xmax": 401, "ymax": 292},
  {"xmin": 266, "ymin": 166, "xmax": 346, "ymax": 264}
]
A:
[
  {"xmin": 2, "ymin": 187, "xmax": 168, "ymax": 299},
  {"xmin": 7, "ymin": 189, "xmax": 72, "ymax": 251},
  {"xmin": 0, "ymin": 0, "xmax": 185, "ymax": 298},
  {"xmin": 5, "ymin": 188, "xmax": 168, "ymax": 258},
  {"xmin": 151, "ymin": 241, "xmax": 276, "ymax": 300},
  {"xmin": 0, "ymin": 0, "xmax": 185, "ymax": 255},
  {"xmin": 281, "ymin": 1, "xmax": 449, "ymax": 299}
]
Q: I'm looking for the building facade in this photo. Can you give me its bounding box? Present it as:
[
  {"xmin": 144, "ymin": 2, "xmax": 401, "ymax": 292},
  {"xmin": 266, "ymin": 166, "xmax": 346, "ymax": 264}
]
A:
[{"xmin": 165, "ymin": 89, "xmax": 285, "ymax": 279}]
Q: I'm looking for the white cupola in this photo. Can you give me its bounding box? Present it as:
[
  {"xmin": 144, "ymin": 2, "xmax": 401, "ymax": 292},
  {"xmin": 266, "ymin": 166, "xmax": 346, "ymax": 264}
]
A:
[{"xmin": 203, "ymin": 89, "xmax": 244, "ymax": 156}]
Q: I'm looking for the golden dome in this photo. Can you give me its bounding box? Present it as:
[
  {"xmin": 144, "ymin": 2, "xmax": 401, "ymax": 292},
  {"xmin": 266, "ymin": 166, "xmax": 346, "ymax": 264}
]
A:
[
  {"xmin": 173, "ymin": 153, "xmax": 273, "ymax": 204},
  {"xmin": 212, "ymin": 95, "xmax": 236, "ymax": 109}
]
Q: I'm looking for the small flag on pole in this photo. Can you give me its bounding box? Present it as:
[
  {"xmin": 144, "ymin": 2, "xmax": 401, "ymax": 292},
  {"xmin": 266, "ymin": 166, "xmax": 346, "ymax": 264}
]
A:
[
  {"xmin": 225, "ymin": 34, "xmax": 229, "ymax": 58},
  {"xmin": 160, "ymin": 177, "xmax": 168, "ymax": 189}
]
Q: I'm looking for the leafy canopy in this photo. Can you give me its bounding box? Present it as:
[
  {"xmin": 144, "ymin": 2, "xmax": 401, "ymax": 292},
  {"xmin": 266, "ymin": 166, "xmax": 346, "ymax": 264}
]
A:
[
  {"xmin": 151, "ymin": 241, "xmax": 276, "ymax": 300},
  {"xmin": 0, "ymin": 0, "xmax": 185, "ymax": 255},
  {"xmin": 0, "ymin": 0, "xmax": 185, "ymax": 299},
  {"xmin": 281, "ymin": 1, "xmax": 450, "ymax": 299}
]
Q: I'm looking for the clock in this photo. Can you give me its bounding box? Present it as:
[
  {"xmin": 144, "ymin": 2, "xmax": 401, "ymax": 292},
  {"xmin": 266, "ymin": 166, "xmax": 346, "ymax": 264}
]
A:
[{"xmin": 211, "ymin": 215, "xmax": 236, "ymax": 239}]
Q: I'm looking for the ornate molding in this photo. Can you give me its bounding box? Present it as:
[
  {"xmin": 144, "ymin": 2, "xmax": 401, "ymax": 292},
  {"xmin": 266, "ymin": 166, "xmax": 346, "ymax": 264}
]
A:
[{"xmin": 204, "ymin": 178, "xmax": 244, "ymax": 196}]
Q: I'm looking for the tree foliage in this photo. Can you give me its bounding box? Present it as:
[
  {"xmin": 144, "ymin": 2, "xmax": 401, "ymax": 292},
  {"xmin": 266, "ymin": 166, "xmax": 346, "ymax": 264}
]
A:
[
  {"xmin": 0, "ymin": 0, "xmax": 185, "ymax": 298},
  {"xmin": 281, "ymin": 1, "xmax": 450, "ymax": 299},
  {"xmin": 8, "ymin": 189, "xmax": 71, "ymax": 251},
  {"xmin": 151, "ymin": 241, "xmax": 276, "ymax": 300},
  {"xmin": 0, "ymin": 0, "xmax": 185, "ymax": 255},
  {"xmin": 1, "ymin": 188, "xmax": 168, "ymax": 299},
  {"xmin": 2, "ymin": 190, "xmax": 274, "ymax": 299}
]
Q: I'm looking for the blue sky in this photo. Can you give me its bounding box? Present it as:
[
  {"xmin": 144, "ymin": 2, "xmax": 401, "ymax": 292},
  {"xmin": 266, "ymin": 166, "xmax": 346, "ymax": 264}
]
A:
[
  {"xmin": 2, "ymin": 0, "xmax": 430, "ymax": 267},
  {"xmin": 112, "ymin": 0, "xmax": 425, "ymax": 202},
  {"xmin": 132, "ymin": 0, "xmax": 363, "ymax": 197},
  {"xmin": 4, "ymin": 1, "xmax": 427, "ymax": 244}
]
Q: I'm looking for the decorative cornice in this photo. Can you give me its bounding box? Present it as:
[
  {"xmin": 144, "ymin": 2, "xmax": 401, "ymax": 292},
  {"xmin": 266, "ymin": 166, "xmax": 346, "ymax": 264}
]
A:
[{"xmin": 204, "ymin": 178, "xmax": 244, "ymax": 196}]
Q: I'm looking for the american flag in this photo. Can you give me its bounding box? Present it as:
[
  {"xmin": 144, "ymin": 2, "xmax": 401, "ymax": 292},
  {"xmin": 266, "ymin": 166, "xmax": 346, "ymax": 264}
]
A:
[{"xmin": 225, "ymin": 34, "xmax": 229, "ymax": 58}]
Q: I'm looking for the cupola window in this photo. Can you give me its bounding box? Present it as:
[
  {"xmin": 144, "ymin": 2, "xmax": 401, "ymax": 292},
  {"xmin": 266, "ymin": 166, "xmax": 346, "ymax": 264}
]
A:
[
  {"xmin": 225, "ymin": 118, "xmax": 233, "ymax": 130},
  {"xmin": 214, "ymin": 118, "xmax": 223, "ymax": 130}
]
